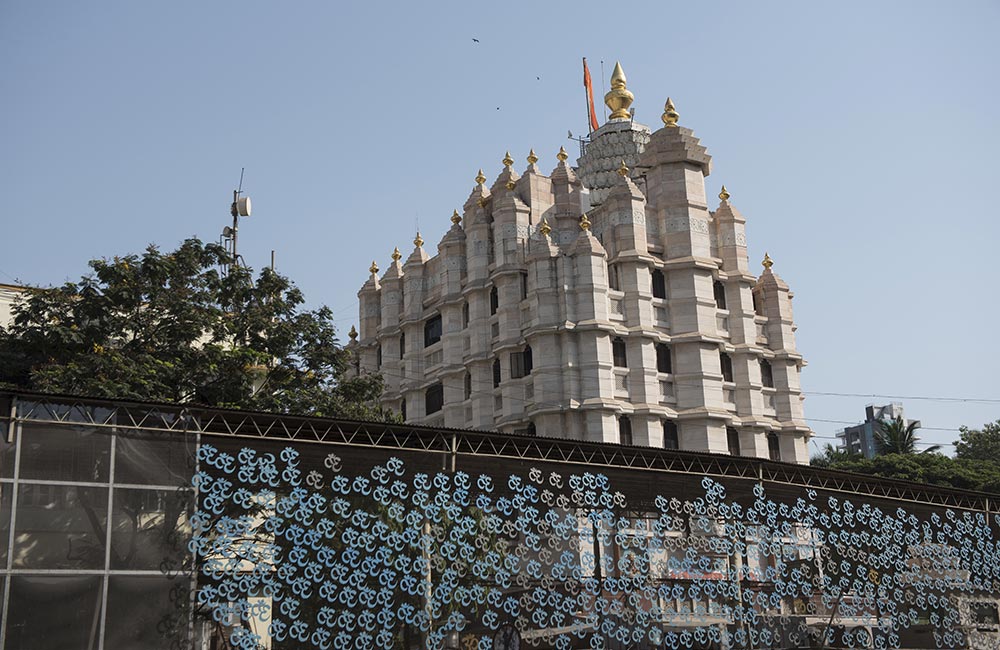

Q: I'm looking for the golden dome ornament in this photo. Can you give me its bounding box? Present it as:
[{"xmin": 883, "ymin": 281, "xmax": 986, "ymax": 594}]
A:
[
  {"xmin": 451, "ymin": 209, "xmax": 462, "ymax": 225},
  {"xmin": 369, "ymin": 260, "xmax": 379, "ymax": 274},
  {"xmin": 539, "ymin": 218, "xmax": 552, "ymax": 237},
  {"xmin": 662, "ymin": 97, "xmax": 679, "ymax": 127},
  {"xmin": 475, "ymin": 169, "xmax": 486, "ymax": 185},
  {"xmin": 414, "ymin": 232, "xmax": 424, "ymax": 248},
  {"xmin": 556, "ymin": 146, "xmax": 569, "ymax": 163},
  {"xmin": 719, "ymin": 185, "xmax": 730, "ymax": 202},
  {"xmin": 527, "ymin": 149, "xmax": 538, "ymax": 165},
  {"xmin": 391, "ymin": 247, "xmax": 402, "ymax": 262},
  {"xmin": 604, "ymin": 61, "xmax": 634, "ymax": 120},
  {"xmin": 579, "ymin": 213, "xmax": 591, "ymax": 231},
  {"xmin": 502, "ymin": 151, "xmax": 514, "ymax": 169},
  {"xmin": 348, "ymin": 325, "xmax": 358, "ymax": 341},
  {"xmin": 617, "ymin": 159, "xmax": 629, "ymax": 177},
  {"xmin": 762, "ymin": 252, "xmax": 774, "ymax": 270}
]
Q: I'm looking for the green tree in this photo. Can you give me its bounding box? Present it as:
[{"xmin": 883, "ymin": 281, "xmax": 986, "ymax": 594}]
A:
[
  {"xmin": 0, "ymin": 238, "xmax": 389, "ymax": 420},
  {"xmin": 954, "ymin": 420, "xmax": 1000, "ymax": 462},
  {"xmin": 875, "ymin": 415, "xmax": 940, "ymax": 455},
  {"xmin": 810, "ymin": 443, "xmax": 861, "ymax": 468},
  {"xmin": 823, "ymin": 453, "xmax": 1000, "ymax": 494}
]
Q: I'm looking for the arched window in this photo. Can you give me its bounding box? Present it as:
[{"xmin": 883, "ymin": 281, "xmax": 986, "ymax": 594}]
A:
[
  {"xmin": 612, "ymin": 337, "xmax": 628, "ymax": 368},
  {"xmin": 608, "ymin": 264, "xmax": 621, "ymax": 291},
  {"xmin": 727, "ymin": 427, "xmax": 741, "ymax": 456},
  {"xmin": 713, "ymin": 280, "xmax": 727, "ymax": 310},
  {"xmin": 760, "ymin": 358, "xmax": 774, "ymax": 388},
  {"xmin": 424, "ymin": 314, "xmax": 442, "ymax": 347},
  {"xmin": 767, "ymin": 432, "xmax": 781, "ymax": 461},
  {"xmin": 618, "ymin": 416, "xmax": 633, "ymax": 446},
  {"xmin": 656, "ymin": 343, "xmax": 672, "ymax": 374},
  {"xmin": 464, "ymin": 372, "xmax": 472, "ymax": 400},
  {"xmin": 425, "ymin": 383, "xmax": 444, "ymax": 415},
  {"xmin": 651, "ymin": 268, "xmax": 666, "ymax": 299},
  {"xmin": 489, "ymin": 286, "xmax": 499, "ymax": 315},
  {"xmin": 492, "ymin": 359, "xmax": 501, "ymax": 388},
  {"xmin": 511, "ymin": 345, "xmax": 533, "ymax": 378},
  {"xmin": 662, "ymin": 420, "xmax": 679, "ymax": 450},
  {"xmin": 720, "ymin": 351, "xmax": 734, "ymax": 383}
]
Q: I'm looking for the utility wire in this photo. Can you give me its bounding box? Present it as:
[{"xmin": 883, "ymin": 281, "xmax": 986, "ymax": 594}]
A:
[
  {"xmin": 357, "ymin": 362, "xmax": 977, "ymax": 443},
  {"xmin": 804, "ymin": 391, "xmax": 1000, "ymax": 405}
]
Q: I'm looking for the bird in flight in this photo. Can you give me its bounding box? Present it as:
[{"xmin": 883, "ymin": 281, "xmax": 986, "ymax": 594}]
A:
[{"xmin": 472, "ymin": 38, "xmax": 480, "ymax": 43}]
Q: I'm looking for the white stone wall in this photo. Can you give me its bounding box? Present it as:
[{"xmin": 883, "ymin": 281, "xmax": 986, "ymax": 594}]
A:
[
  {"xmin": 0, "ymin": 284, "xmax": 26, "ymax": 330},
  {"xmin": 354, "ymin": 118, "xmax": 812, "ymax": 463}
]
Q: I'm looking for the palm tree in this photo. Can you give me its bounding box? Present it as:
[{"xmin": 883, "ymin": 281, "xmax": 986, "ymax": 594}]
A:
[
  {"xmin": 810, "ymin": 443, "xmax": 861, "ymax": 468},
  {"xmin": 875, "ymin": 415, "xmax": 941, "ymax": 454}
]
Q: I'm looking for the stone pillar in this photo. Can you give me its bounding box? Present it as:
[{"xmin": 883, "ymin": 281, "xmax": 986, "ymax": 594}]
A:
[{"xmin": 639, "ymin": 121, "xmax": 729, "ymax": 454}]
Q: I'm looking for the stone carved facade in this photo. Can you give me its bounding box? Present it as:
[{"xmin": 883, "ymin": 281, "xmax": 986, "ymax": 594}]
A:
[{"xmin": 353, "ymin": 76, "xmax": 811, "ymax": 463}]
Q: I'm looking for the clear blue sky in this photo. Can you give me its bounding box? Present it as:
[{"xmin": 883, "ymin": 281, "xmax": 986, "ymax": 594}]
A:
[{"xmin": 2, "ymin": 1, "xmax": 998, "ymax": 453}]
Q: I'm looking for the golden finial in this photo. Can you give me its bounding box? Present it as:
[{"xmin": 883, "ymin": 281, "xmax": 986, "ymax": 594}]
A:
[
  {"xmin": 477, "ymin": 196, "xmax": 488, "ymax": 208},
  {"xmin": 451, "ymin": 209, "xmax": 462, "ymax": 225},
  {"xmin": 556, "ymin": 146, "xmax": 569, "ymax": 163},
  {"xmin": 505, "ymin": 179, "xmax": 516, "ymax": 190},
  {"xmin": 719, "ymin": 185, "xmax": 730, "ymax": 202},
  {"xmin": 762, "ymin": 252, "xmax": 773, "ymax": 270},
  {"xmin": 414, "ymin": 232, "xmax": 424, "ymax": 248},
  {"xmin": 662, "ymin": 97, "xmax": 679, "ymax": 127},
  {"xmin": 369, "ymin": 260, "xmax": 379, "ymax": 274},
  {"xmin": 391, "ymin": 247, "xmax": 402, "ymax": 262},
  {"xmin": 604, "ymin": 61, "xmax": 634, "ymax": 120},
  {"xmin": 348, "ymin": 325, "xmax": 358, "ymax": 341},
  {"xmin": 539, "ymin": 218, "xmax": 551, "ymax": 237},
  {"xmin": 617, "ymin": 159, "xmax": 629, "ymax": 177},
  {"xmin": 527, "ymin": 149, "xmax": 538, "ymax": 165},
  {"xmin": 579, "ymin": 213, "xmax": 591, "ymax": 231},
  {"xmin": 502, "ymin": 151, "xmax": 514, "ymax": 169},
  {"xmin": 475, "ymin": 168, "xmax": 486, "ymax": 185}
]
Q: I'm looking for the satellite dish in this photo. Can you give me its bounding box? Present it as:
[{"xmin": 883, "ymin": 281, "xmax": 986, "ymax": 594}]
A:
[
  {"xmin": 235, "ymin": 196, "xmax": 252, "ymax": 217},
  {"xmin": 222, "ymin": 226, "xmax": 234, "ymax": 237}
]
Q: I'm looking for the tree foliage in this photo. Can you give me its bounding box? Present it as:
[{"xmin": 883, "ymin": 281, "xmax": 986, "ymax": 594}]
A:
[
  {"xmin": 875, "ymin": 415, "xmax": 940, "ymax": 455},
  {"xmin": 0, "ymin": 238, "xmax": 389, "ymax": 420},
  {"xmin": 954, "ymin": 420, "xmax": 1000, "ymax": 462},
  {"xmin": 809, "ymin": 443, "xmax": 862, "ymax": 468},
  {"xmin": 818, "ymin": 453, "xmax": 1000, "ymax": 495}
]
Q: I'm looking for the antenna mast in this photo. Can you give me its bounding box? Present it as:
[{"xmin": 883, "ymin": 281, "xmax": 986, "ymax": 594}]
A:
[{"xmin": 225, "ymin": 168, "xmax": 252, "ymax": 274}]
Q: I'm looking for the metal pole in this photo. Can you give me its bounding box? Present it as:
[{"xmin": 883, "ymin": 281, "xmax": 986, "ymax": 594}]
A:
[{"xmin": 231, "ymin": 190, "xmax": 240, "ymax": 273}]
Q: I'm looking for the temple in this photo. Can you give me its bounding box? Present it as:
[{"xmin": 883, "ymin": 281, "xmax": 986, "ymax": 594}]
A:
[{"xmin": 351, "ymin": 62, "xmax": 811, "ymax": 463}]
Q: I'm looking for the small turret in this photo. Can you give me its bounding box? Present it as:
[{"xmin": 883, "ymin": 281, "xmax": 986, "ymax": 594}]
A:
[{"xmin": 713, "ymin": 185, "xmax": 749, "ymax": 274}]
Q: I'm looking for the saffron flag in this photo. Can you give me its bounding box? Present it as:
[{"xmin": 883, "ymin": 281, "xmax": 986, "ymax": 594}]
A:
[{"xmin": 583, "ymin": 57, "xmax": 600, "ymax": 133}]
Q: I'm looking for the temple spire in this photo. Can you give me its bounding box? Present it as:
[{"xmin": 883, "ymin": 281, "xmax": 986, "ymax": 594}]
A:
[
  {"xmin": 661, "ymin": 97, "xmax": 679, "ymax": 127},
  {"xmin": 604, "ymin": 61, "xmax": 634, "ymax": 120}
]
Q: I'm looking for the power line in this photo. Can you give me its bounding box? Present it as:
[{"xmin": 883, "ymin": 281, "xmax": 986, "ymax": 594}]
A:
[
  {"xmin": 804, "ymin": 391, "xmax": 1000, "ymax": 405},
  {"xmin": 359, "ymin": 363, "xmax": 971, "ymax": 443}
]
